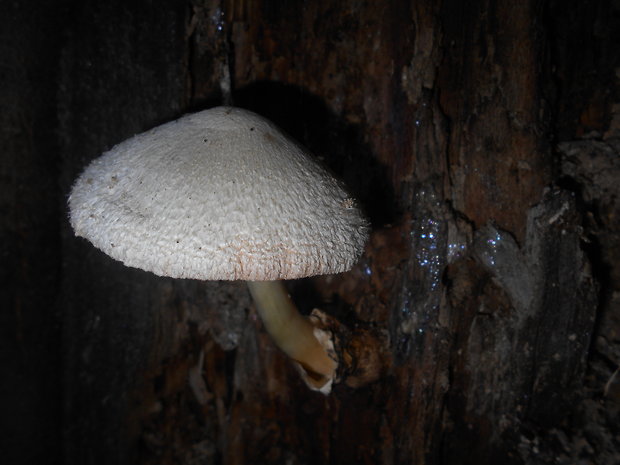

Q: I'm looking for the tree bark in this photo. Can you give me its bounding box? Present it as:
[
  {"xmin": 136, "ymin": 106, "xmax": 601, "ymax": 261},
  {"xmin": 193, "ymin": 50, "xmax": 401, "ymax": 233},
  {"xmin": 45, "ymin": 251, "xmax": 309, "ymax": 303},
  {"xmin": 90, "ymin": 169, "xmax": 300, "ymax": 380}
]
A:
[{"xmin": 2, "ymin": 0, "xmax": 618, "ymax": 464}]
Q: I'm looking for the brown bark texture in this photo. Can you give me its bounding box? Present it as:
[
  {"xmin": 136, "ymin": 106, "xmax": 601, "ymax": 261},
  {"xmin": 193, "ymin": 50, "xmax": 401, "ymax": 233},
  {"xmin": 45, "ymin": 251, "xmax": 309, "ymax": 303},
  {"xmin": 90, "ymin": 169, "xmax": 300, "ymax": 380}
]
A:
[{"xmin": 2, "ymin": 0, "xmax": 619, "ymax": 464}]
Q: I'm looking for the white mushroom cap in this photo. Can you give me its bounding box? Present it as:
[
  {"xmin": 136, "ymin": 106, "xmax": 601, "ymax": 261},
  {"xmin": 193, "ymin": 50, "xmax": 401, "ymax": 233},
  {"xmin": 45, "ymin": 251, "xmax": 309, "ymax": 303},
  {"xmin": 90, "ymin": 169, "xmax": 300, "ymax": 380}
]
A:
[{"xmin": 69, "ymin": 106, "xmax": 369, "ymax": 281}]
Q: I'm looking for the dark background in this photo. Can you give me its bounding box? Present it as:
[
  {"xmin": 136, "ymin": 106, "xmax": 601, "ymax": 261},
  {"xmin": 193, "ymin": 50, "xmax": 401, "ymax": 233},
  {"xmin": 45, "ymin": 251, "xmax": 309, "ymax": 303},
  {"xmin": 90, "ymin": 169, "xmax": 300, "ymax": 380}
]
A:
[{"xmin": 1, "ymin": 0, "xmax": 619, "ymax": 464}]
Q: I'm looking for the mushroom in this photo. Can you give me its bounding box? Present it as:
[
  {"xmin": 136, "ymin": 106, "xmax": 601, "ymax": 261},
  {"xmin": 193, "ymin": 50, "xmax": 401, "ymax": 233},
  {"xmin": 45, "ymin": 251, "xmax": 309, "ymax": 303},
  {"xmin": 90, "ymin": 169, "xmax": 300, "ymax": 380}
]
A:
[{"xmin": 69, "ymin": 106, "xmax": 369, "ymax": 393}]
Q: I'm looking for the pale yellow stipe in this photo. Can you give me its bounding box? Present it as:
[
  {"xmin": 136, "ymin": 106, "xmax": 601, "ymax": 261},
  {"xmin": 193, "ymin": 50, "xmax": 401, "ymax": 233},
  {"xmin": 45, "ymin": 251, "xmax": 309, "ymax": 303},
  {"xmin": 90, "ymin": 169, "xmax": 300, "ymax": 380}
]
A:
[{"xmin": 247, "ymin": 280, "xmax": 337, "ymax": 391}]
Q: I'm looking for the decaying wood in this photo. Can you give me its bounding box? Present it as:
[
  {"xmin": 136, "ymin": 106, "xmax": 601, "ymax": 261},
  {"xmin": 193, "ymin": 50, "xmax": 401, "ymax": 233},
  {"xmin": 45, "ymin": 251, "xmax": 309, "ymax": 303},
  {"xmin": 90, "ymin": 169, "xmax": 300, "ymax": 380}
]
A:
[{"xmin": 4, "ymin": 0, "xmax": 618, "ymax": 464}]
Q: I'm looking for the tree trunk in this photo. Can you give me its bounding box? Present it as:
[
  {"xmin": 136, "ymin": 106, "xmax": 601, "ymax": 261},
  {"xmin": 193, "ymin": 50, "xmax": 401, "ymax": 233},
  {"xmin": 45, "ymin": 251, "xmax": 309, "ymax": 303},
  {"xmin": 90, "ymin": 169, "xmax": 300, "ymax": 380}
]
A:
[{"xmin": 2, "ymin": 0, "xmax": 618, "ymax": 464}]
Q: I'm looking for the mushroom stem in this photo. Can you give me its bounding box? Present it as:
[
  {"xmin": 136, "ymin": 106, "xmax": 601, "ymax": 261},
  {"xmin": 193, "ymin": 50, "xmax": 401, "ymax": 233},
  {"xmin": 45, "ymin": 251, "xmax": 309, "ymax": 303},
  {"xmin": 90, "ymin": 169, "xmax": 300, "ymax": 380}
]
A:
[{"xmin": 247, "ymin": 280, "xmax": 337, "ymax": 392}]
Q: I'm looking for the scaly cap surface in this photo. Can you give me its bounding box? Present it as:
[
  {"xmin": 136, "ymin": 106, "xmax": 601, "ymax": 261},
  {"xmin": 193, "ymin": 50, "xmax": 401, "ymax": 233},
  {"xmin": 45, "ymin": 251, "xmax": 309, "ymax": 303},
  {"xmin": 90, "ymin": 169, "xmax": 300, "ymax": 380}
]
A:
[{"xmin": 69, "ymin": 106, "xmax": 369, "ymax": 281}]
